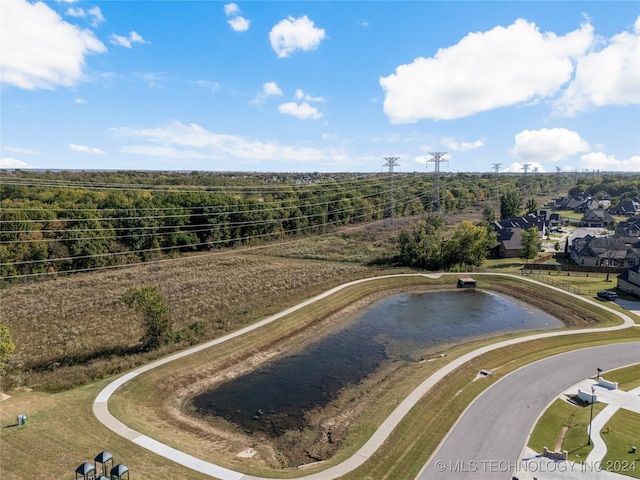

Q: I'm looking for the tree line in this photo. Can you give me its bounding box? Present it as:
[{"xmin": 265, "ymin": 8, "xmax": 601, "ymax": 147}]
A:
[{"xmin": 1, "ymin": 170, "xmax": 578, "ymax": 281}]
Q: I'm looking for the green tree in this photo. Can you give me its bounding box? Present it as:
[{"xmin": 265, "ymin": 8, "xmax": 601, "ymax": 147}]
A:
[
  {"xmin": 397, "ymin": 217, "xmax": 445, "ymax": 270},
  {"xmin": 482, "ymin": 206, "xmax": 496, "ymax": 224},
  {"xmin": 525, "ymin": 198, "xmax": 537, "ymax": 215},
  {"xmin": 444, "ymin": 221, "xmax": 494, "ymax": 269},
  {"xmin": 500, "ymin": 190, "xmax": 523, "ymax": 219},
  {"xmin": 0, "ymin": 323, "xmax": 15, "ymax": 370},
  {"xmin": 519, "ymin": 227, "xmax": 539, "ymax": 262},
  {"xmin": 122, "ymin": 285, "xmax": 172, "ymax": 350}
]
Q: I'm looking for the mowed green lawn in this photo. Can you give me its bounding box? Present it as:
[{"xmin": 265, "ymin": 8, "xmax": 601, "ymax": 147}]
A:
[
  {"xmin": 601, "ymin": 409, "xmax": 640, "ymax": 479},
  {"xmin": 528, "ymin": 398, "xmax": 607, "ymax": 462}
]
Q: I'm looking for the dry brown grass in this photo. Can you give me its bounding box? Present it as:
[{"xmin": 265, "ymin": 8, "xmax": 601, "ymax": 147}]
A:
[{"xmin": 0, "ymin": 252, "xmax": 374, "ymax": 391}]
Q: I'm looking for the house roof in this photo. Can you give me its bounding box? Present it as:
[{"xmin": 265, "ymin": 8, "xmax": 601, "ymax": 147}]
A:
[
  {"xmin": 571, "ymin": 235, "xmax": 627, "ymax": 260},
  {"xmin": 612, "ymin": 199, "xmax": 640, "ymax": 215},
  {"xmin": 494, "ymin": 212, "xmax": 546, "ymax": 233},
  {"xmin": 581, "ymin": 208, "xmax": 614, "ymax": 223}
]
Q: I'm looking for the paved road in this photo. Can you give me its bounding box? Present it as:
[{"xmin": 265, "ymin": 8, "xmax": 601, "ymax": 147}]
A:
[{"xmin": 416, "ymin": 342, "xmax": 640, "ymax": 480}]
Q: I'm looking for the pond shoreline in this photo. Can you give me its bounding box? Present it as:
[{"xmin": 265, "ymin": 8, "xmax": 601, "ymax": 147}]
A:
[{"xmin": 176, "ymin": 285, "xmax": 568, "ymax": 468}]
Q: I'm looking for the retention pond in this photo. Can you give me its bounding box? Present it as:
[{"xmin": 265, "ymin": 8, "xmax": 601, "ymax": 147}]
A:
[{"xmin": 189, "ymin": 289, "xmax": 562, "ymax": 438}]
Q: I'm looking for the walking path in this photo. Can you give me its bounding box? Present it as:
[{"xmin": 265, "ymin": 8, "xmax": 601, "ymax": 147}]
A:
[
  {"xmin": 93, "ymin": 273, "xmax": 639, "ymax": 480},
  {"xmin": 584, "ymin": 380, "xmax": 640, "ymax": 464}
]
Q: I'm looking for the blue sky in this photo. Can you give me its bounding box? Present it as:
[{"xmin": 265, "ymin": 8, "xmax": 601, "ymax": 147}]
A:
[{"xmin": 1, "ymin": 1, "xmax": 639, "ymax": 173}]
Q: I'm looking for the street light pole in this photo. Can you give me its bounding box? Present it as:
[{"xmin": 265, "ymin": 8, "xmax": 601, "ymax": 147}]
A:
[{"xmin": 588, "ymin": 385, "xmax": 596, "ymax": 446}]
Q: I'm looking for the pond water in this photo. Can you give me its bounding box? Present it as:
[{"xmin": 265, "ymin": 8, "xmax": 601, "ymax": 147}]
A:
[{"xmin": 189, "ymin": 289, "xmax": 562, "ymax": 437}]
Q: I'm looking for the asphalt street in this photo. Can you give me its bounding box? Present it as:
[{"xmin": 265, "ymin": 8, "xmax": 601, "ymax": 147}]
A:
[{"xmin": 416, "ymin": 342, "xmax": 640, "ymax": 480}]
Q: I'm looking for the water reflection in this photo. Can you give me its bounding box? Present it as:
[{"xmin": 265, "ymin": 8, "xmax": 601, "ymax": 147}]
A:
[{"xmin": 189, "ymin": 290, "xmax": 561, "ymax": 437}]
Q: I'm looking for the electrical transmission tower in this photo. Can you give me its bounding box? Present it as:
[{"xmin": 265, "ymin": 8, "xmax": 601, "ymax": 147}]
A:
[
  {"xmin": 427, "ymin": 152, "xmax": 448, "ymax": 214},
  {"xmin": 521, "ymin": 163, "xmax": 531, "ymax": 198},
  {"xmin": 491, "ymin": 162, "xmax": 502, "ymax": 207},
  {"xmin": 382, "ymin": 156, "xmax": 400, "ymax": 224}
]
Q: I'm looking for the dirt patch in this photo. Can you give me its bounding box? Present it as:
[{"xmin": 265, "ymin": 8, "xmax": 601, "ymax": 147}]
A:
[{"xmin": 555, "ymin": 425, "xmax": 569, "ymax": 451}]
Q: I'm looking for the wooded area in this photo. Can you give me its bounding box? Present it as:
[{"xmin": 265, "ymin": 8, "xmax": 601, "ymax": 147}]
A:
[{"xmin": 0, "ymin": 169, "xmax": 603, "ymax": 282}]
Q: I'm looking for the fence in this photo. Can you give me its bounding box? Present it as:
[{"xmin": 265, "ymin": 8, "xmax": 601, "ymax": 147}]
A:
[{"xmin": 521, "ymin": 269, "xmax": 618, "ymax": 297}]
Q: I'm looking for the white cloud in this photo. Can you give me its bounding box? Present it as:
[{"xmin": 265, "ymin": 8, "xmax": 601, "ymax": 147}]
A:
[
  {"xmin": 554, "ymin": 15, "xmax": 640, "ymax": 116},
  {"xmin": 511, "ymin": 128, "xmax": 590, "ymax": 162},
  {"xmin": 295, "ymin": 89, "xmax": 325, "ymax": 102},
  {"xmin": 0, "ymin": 157, "xmax": 33, "ymax": 169},
  {"xmin": 580, "ymin": 152, "xmax": 640, "ymax": 172},
  {"xmin": 109, "ymin": 31, "xmax": 148, "ymax": 48},
  {"xmin": 194, "ymin": 80, "xmax": 221, "ymax": 93},
  {"xmin": 139, "ymin": 72, "xmax": 165, "ymax": 88},
  {"xmin": 3, "ymin": 146, "xmax": 37, "ymax": 154},
  {"xmin": 264, "ymin": 82, "xmax": 283, "ymax": 96},
  {"xmin": 69, "ymin": 143, "xmax": 105, "ymax": 154},
  {"xmin": 228, "ymin": 16, "xmax": 250, "ymax": 32},
  {"xmin": 1, "ymin": 0, "xmax": 106, "ymax": 90},
  {"xmin": 278, "ymin": 102, "xmax": 322, "ymax": 119},
  {"xmin": 502, "ymin": 162, "xmax": 546, "ymax": 173},
  {"xmin": 65, "ymin": 5, "xmax": 104, "ymax": 27},
  {"xmin": 75, "ymin": 97, "xmax": 87, "ymax": 104},
  {"xmin": 380, "ymin": 19, "xmax": 593, "ymax": 122},
  {"xmin": 251, "ymin": 81, "xmax": 283, "ymax": 104},
  {"xmin": 444, "ymin": 138, "xmax": 484, "ymax": 152},
  {"xmin": 269, "ymin": 15, "xmax": 326, "ymax": 58},
  {"xmin": 224, "ymin": 3, "xmax": 250, "ymax": 32},
  {"xmin": 112, "ymin": 121, "xmax": 326, "ymax": 162},
  {"xmin": 224, "ymin": 3, "xmax": 240, "ymax": 16}
]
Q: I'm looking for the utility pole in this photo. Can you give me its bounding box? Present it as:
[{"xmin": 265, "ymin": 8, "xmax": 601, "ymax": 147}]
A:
[
  {"xmin": 382, "ymin": 156, "xmax": 400, "ymax": 224},
  {"xmin": 427, "ymin": 152, "xmax": 448, "ymax": 214}
]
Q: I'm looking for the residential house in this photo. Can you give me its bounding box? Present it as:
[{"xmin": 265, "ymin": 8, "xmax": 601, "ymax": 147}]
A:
[
  {"xmin": 615, "ymin": 214, "xmax": 640, "ymax": 244},
  {"xmin": 617, "ymin": 264, "xmax": 640, "ymax": 298},
  {"xmin": 575, "ymin": 198, "xmax": 602, "ymax": 213},
  {"xmin": 553, "ymin": 195, "xmax": 588, "ymax": 211},
  {"xmin": 624, "ymin": 248, "xmax": 640, "ymax": 268},
  {"xmin": 569, "ymin": 235, "xmax": 628, "ymax": 268},
  {"xmin": 580, "ymin": 208, "xmax": 614, "ymax": 228},
  {"xmin": 536, "ymin": 209, "xmax": 563, "ymax": 228},
  {"xmin": 492, "ymin": 211, "xmax": 550, "ymax": 258},
  {"xmin": 492, "ymin": 227, "xmax": 524, "ymax": 258},
  {"xmin": 610, "ymin": 198, "xmax": 640, "ymax": 217}
]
